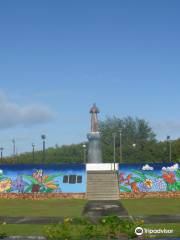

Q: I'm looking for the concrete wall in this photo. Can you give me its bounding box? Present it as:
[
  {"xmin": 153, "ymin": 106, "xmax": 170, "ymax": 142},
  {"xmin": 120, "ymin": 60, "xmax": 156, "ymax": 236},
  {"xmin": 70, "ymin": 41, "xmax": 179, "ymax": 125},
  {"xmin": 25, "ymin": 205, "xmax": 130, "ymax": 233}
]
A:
[
  {"xmin": 0, "ymin": 162, "xmax": 179, "ymax": 195},
  {"xmin": 0, "ymin": 164, "xmax": 86, "ymax": 193},
  {"xmin": 119, "ymin": 163, "xmax": 180, "ymax": 193}
]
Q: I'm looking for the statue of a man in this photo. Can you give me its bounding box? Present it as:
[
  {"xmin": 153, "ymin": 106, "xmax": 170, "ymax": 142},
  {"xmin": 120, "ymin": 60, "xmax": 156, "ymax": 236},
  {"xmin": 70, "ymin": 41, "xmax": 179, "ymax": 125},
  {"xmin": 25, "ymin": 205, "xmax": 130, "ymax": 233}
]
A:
[{"xmin": 90, "ymin": 103, "xmax": 100, "ymax": 132}]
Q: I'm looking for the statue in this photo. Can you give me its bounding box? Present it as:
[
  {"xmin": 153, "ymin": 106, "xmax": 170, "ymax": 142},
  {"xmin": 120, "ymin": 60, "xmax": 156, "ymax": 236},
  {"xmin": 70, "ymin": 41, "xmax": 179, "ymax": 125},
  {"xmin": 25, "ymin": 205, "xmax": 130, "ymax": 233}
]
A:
[
  {"xmin": 87, "ymin": 103, "xmax": 102, "ymax": 163},
  {"xmin": 90, "ymin": 103, "xmax": 100, "ymax": 132}
]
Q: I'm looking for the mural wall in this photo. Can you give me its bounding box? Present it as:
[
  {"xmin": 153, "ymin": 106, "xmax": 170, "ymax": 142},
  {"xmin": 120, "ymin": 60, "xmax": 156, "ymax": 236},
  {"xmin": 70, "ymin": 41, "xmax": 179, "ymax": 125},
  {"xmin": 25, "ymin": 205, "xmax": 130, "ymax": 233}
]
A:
[
  {"xmin": 119, "ymin": 163, "xmax": 180, "ymax": 193},
  {"xmin": 0, "ymin": 164, "xmax": 86, "ymax": 193},
  {"xmin": 0, "ymin": 163, "xmax": 179, "ymax": 194}
]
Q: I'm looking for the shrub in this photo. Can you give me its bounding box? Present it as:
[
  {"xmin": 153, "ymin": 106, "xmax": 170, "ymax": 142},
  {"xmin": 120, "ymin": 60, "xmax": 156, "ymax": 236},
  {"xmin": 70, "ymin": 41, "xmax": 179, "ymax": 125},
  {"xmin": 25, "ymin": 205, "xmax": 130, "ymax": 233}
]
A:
[
  {"xmin": 44, "ymin": 218, "xmax": 73, "ymax": 240},
  {"xmin": 0, "ymin": 222, "xmax": 8, "ymax": 239},
  {"xmin": 44, "ymin": 216, "xmax": 142, "ymax": 239},
  {"xmin": 100, "ymin": 215, "xmax": 142, "ymax": 239}
]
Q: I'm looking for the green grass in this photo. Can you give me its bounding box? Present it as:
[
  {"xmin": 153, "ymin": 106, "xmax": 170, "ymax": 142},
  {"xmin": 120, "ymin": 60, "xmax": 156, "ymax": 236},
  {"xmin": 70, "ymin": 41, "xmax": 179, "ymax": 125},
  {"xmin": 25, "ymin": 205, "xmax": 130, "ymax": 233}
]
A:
[
  {"xmin": 0, "ymin": 199, "xmax": 86, "ymax": 217},
  {"xmin": 0, "ymin": 224, "xmax": 46, "ymax": 236},
  {"xmin": 121, "ymin": 198, "xmax": 180, "ymax": 216},
  {"xmin": 0, "ymin": 198, "xmax": 180, "ymax": 238},
  {"xmin": 0, "ymin": 198, "xmax": 179, "ymax": 218}
]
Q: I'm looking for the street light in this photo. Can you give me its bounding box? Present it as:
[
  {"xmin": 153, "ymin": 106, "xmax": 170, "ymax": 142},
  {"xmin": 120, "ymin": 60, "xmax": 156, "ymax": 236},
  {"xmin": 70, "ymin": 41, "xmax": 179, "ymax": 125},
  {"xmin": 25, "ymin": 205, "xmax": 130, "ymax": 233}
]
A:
[
  {"xmin": 132, "ymin": 143, "xmax": 136, "ymax": 148},
  {"xmin": 82, "ymin": 144, "xmax": 87, "ymax": 164},
  {"xmin": 41, "ymin": 134, "xmax": 46, "ymax": 162},
  {"xmin": 0, "ymin": 147, "xmax": 4, "ymax": 161},
  {"xmin": 167, "ymin": 136, "xmax": 172, "ymax": 162},
  {"xmin": 119, "ymin": 129, "xmax": 122, "ymax": 163},
  {"xmin": 32, "ymin": 143, "xmax": 35, "ymax": 162},
  {"xmin": 113, "ymin": 133, "xmax": 116, "ymax": 171}
]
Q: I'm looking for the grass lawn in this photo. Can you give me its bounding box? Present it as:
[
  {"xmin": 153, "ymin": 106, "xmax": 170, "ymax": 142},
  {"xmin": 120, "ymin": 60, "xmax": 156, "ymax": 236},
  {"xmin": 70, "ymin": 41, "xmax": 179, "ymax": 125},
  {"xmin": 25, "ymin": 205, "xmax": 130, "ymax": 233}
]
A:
[
  {"xmin": 0, "ymin": 199, "xmax": 87, "ymax": 217},
  {"xmin": 0, "ymin": 224, "xmax": 46, "ymax": 236},
  {"xmin": 0, "ymin": 198, "xmax": 180, "ymax": 238},
  {"xmin": 121, "ymin": 198, "xmax": 180, "ymax": 216},
  {"xmin": 0, "ymin": 198, "xmax": 179, "ymax": 218}
]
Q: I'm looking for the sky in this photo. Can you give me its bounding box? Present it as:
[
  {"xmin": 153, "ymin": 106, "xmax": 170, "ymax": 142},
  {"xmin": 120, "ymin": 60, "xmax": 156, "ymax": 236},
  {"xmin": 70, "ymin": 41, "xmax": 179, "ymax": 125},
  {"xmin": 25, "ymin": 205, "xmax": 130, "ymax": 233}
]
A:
[{"xmin": 0, "ymin": 0, "xmax": 180, "ymax": 156}]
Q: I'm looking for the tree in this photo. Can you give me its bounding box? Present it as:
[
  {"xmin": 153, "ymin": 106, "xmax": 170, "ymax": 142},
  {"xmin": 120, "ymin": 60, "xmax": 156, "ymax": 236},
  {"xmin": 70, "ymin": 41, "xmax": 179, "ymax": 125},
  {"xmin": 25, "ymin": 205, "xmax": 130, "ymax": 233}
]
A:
[{"xmin": 99, "ymin": 116, "xmax": 156, "ymax": 163}]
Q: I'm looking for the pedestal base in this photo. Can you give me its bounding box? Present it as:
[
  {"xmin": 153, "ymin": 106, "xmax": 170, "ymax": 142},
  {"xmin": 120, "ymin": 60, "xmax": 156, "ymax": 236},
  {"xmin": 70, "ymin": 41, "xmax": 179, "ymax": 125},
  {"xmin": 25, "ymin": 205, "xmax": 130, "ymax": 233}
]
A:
[{"xmin": 87, "ymin": 132, "xmax": 102, "ymax": 163}]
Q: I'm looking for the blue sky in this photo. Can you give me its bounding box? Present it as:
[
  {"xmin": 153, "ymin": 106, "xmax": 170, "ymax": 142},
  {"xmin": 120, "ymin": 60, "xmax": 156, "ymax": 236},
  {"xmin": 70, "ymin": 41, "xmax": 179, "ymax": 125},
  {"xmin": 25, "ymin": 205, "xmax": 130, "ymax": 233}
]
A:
[{"xmin": 0, "ymin": 0, "xmax": 180, "ymax": 156}]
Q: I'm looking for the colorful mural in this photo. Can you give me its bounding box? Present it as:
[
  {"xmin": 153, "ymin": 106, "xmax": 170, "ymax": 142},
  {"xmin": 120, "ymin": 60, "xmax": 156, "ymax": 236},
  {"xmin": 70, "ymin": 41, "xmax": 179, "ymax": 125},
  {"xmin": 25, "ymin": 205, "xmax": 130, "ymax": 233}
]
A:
[
  {"xmin": 0, "ymin": 163, "xmax": 179, "ymax": 194},
  {"xmin": 119, "ymin": 163, "xmax": 180, "ymax": 193},
  {"xmin": 0, "ymin": 164, "xmax": 86, "ymax": 193}
]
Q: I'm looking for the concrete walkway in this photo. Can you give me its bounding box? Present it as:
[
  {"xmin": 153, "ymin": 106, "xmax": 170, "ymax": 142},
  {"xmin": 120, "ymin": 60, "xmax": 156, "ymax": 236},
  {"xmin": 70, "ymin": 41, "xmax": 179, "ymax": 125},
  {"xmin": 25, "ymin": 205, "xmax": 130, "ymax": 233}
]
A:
[
  {"xmin": 1, "ymin": 214, "xmax": 180, "ymax": 224},
  {"xmin": 82, "ymin": 200, "xmax": 180, "ymax": 224},
  {"xmin": 83, "ymin": 200, "xmax": 129, "ymax": 223}
]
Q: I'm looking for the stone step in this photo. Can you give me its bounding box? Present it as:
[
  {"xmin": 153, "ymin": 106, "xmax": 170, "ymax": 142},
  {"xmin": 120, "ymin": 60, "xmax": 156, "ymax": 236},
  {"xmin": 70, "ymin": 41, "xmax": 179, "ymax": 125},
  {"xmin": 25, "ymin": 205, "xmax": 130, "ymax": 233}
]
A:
[
  {"xmin": 87, "ymin": 191, "xmax": 119, "ymax": 194},
  {"xmin": 86, "ymin": 171, "xmax": 119, "ymax": 200},
  {"xmin": 87, "ymin": 185, "xmax": 119, "ymax": 189},
  {"xmin": 87, "ymin": 193, "xmax": 119, "ymax": 197},
  {"xmin": 87, "ymin": 197, "xmax": 119, "ymax": 200},
  {"xmin": 87, "ymin": 178, "xmax": 118, "ymax": 181},
  {"xmin": 88, "ymin": 181, "xmax": 117, "ymax": 186},
  {"xmin": 87, "ymin": 170, "xmax": 118, "ymax": 174},
  {"xmin": 87, "ymin": 177, "xmax": 118, "ymax": 180}
]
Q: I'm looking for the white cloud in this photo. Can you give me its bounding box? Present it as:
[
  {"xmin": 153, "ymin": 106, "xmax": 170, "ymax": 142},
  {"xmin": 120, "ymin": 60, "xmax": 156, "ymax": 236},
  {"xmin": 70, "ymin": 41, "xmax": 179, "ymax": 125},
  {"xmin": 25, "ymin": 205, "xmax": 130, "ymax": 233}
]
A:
[
  {"xmin": 142, "ymin": 164, "xmax": 154, "ymax": 171},
  {"xmin": 0, "ymin": 90, "xmax": 55, "ymax": 129},
  {"xmin": 162, "ymin": 163, "xmax": 179, "ymax": 172}
]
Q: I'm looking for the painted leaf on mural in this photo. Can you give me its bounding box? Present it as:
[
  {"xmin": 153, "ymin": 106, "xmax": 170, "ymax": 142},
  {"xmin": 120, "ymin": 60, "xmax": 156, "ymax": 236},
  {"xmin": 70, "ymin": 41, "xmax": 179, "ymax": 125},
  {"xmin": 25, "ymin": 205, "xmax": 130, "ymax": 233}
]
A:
[
  {"xmin": 174, "ymin": 181, "xmax": 180, "ymax": 190},
  {"xmin": 144, "ymin": 172, "xmax": 161, "ymax": 179},
  {"xmin": 131, "ymin": 170, "xmax": 147, "ymax": 181},
  {"xmin": 24, "ymin": 185, "xmax": 32, "ymax": 193},
  {"xmin": 120, "ymin": 185, "xmax": 131, "ymax": 192},
  {"xmin": 176, "ymin": 170, "xmax": 180, "ymax": 179},
  {"xmin": 131, "ymin": 177, "xmax": 143, "ymax": 183},
  {"xmin": 43, "ymin": 173, "xmax": 62, "ymax": 183},
  {"xmin": 21, "ymin": 175, "xmax": 40, "ymax": 185}
]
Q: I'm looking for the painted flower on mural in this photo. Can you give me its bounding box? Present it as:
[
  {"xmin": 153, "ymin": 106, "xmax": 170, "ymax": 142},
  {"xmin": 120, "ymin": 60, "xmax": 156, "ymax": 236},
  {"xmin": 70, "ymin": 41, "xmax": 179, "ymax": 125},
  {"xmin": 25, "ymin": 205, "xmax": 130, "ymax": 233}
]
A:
[
  {"xmin": 119, "ymin": 173, "xmax": 125, "ymax": 183},
  {"xmin": 162, "ymin": 172, "xmax": 176, "ymax": 184},
  {"xmin": 138, "ymin": 182, "xmax": 150, "ymax": 192},
  {"xmin": 12, "ymin": 176, "xmax": 27, "ymax": 193},
  {"xmin": 154, "ymin": 179, "xmax": 166, "ymax": 191},
  {"xmin": 144, "ymin": 179, "xmax": 153, "ymax": 188},
  {"xmin": 137, "ymin": 179, "xmax": 153, "ymax": 192},
  {"xmin": 22, "ymin": 170, "xmax": 62, "ymax": 193},
  {"xmin": 32, "ymin": 170, "xmax": 59, "ymax": 191},
  {"xmin": 0, "ymin": 179, "xmax": 12, "ymax": 192},
  {"xmin": 32, "ymin": 170, "xmax": 44, "ymax": 183},
  {"xmin": 130, "ymin": 182, "xmax": 139, "ymax": 193}
]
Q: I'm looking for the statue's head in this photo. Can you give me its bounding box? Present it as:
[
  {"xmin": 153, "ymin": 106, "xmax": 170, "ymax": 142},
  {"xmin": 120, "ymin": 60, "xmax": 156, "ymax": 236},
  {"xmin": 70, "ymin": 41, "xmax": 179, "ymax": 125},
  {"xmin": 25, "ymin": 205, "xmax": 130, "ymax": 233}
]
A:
[{"xmin": 90, "ymin": 103, "xmax": 100, "ymax": 114}]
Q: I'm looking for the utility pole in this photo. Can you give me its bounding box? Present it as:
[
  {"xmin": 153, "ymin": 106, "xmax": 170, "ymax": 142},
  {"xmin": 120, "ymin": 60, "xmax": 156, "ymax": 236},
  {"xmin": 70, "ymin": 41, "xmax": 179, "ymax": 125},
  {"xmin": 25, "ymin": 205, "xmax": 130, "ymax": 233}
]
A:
[
  {"xmin": 12, "ymin": 139, "xmax": 16, "ymax": 157},
  {"xmin": 41, "ymin": 135, "xmax": 46, "ymax": 162},
  {"xmin": 82, "ymin": 144, "xmax": 86, "ymax": 164},
  {"xmin": 0, "ymin": 147, "xmax": 4, "ymax": 161},
  {"xmin": 119, "ymin": 129, "xmax": 122, "ymax": 163},
  {"xmin": 113, "ymin": 133, "xmax": 116, "ymax": 171},
  {"xmin": 167, "ymin": 136, "xmax": 172, "ymax": 162},
  {"xmin": 32, "ymin": 143, "xmax": 35, "ymax": 162}
]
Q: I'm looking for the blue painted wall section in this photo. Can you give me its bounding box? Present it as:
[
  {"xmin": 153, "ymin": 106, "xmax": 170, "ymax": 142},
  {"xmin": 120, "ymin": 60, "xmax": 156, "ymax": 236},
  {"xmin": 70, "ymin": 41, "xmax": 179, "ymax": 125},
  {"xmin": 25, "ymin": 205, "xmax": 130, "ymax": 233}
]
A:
[
  {"xmin": 0, "ymin": 164, "xmax": 86, "ymax": 193},
  {"xmin": 119, "ymin": 163, "xmax": 180, "ymax": 193}
]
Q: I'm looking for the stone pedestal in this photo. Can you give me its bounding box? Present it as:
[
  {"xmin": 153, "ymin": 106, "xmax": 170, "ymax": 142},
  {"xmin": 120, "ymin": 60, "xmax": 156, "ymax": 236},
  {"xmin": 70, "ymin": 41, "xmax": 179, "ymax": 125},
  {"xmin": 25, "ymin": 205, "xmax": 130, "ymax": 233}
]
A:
[{"xmin": 87, "ymin": 132, "xmax": 102, "ymax": 163}]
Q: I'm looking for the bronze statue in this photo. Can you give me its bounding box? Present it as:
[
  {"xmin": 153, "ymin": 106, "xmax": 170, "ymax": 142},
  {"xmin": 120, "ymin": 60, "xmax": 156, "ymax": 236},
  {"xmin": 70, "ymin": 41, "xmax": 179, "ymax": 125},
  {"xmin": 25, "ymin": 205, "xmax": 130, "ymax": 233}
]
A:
[{"xmin": 90, "ymin": 103, "xmax": 100, "ymax": 132}]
